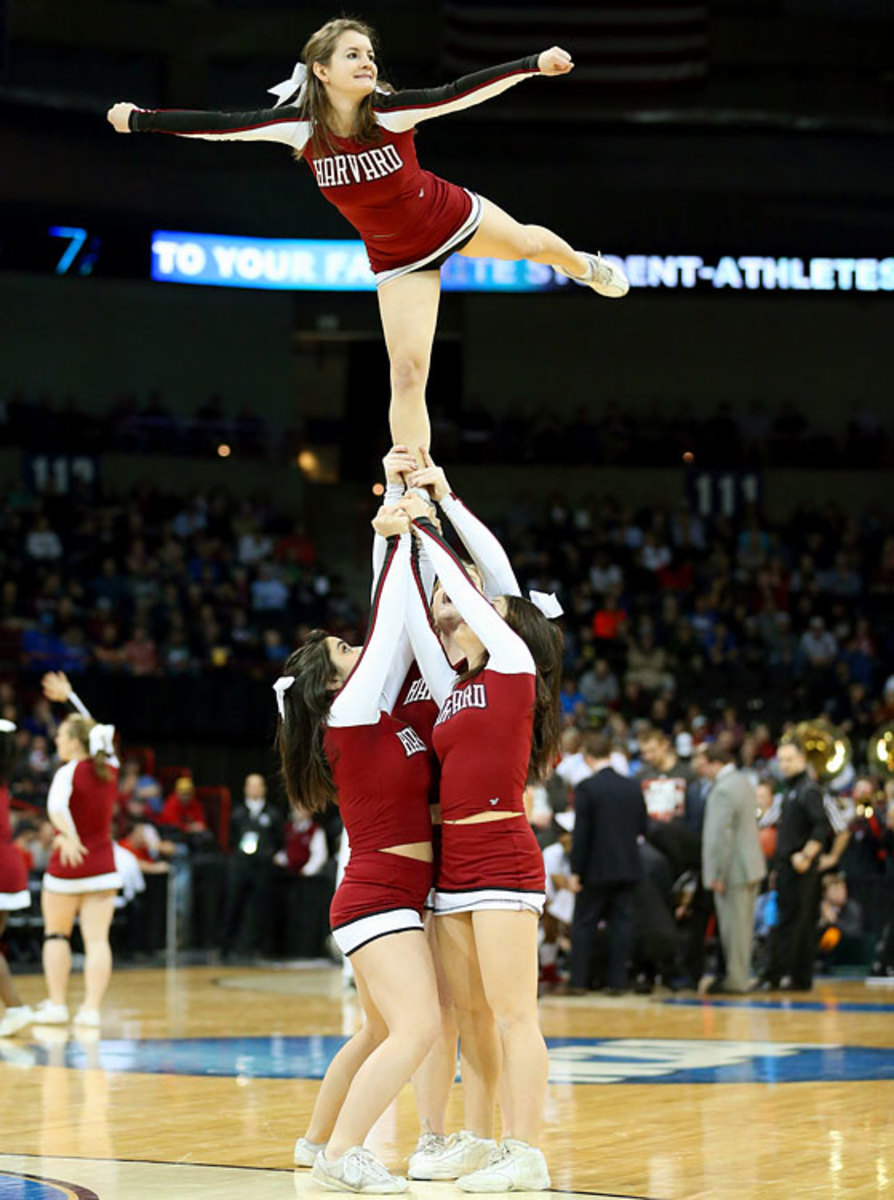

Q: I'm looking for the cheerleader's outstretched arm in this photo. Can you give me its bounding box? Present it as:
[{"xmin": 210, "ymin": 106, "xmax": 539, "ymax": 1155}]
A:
[
  {"xmin": 329, "ymin": 530, "xmax": 412, "ymax": 728},
  {"xmin": 408, "ymin": 512, "xmax": 534, "ymax": 678},
  {"xmin": 108, "ymin": 101, "xmax": 310, "ymax": 150}
]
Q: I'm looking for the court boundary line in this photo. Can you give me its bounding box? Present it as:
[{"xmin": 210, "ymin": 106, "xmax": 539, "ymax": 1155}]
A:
[{"xmin": 0, "ymin": 1152, "xmax": 663, "ymax": 1198}]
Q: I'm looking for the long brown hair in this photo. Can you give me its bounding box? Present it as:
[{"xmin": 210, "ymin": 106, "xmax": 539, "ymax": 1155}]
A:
[
  {"xmin": 457, "ymin": 596, "xmax": 563, "ymax": 783},
  {"xmin": 62, "ymin": 715, "xmax": 113, "ymax": 782},
  {"xmin": 291, "ymin": 17, "xmax": 393, "ymax": 157},
  {"xmin": 275, "ymin": 631, "xmax": 339, "ymax": 815}
]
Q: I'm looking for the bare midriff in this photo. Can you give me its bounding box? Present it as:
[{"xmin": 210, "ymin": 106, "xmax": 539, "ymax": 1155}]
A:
[
  {"xmin": 378, "ymin": 841, "xmax": 433, "ymax": 862},
  {"xmin": 442, "ymin": 810, "xmax": 525, "ymax": 826}
]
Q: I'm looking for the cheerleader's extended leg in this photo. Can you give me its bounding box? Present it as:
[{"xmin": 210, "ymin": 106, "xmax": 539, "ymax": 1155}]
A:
[
  {"xmin": 459, "ymin": 197, "xmax": 628, "ymax": 298},
  {"xmin": 376, "ymin": 270, "xmax": 442, "ymax": 462}
]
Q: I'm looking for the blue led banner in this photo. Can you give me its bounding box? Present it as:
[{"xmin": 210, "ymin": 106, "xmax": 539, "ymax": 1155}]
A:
[
  {"xmin": 150, "ymin": 231, "xmax": 555, "ymax": 292},
  {"xmin": 151, "ymin": 230, "xmax": 894, "ymax": 294}
]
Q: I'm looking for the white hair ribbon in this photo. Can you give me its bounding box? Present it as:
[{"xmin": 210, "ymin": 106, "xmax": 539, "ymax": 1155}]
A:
[
  {"xmin": 0, "ymin": 719, "xmax": 16, "ymax": 733},
  {"xmin": 529, "ymin": 590, "xmax": 564, "ymax": 619},
  {"xmin": 273, "ymin": 675, "xmax": 297, "ymax": 720},
  {"xmin": 267, "ymin": 58, "xmax": 388, "ymax": 108},
  {"xmin": 88, "ymin": 724, "xmax": 116, "ymax": 757},
  {"xmin": 268, "ymin": 61, "xmax": 307, "ymax": 108}
]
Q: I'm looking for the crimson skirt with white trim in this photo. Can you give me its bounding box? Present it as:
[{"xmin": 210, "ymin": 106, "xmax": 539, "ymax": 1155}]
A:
[
  {"xmin": 330, "ymin": 851, "xmax": 432, "ymax": 957},
  {"xmin": 434, "ymin": 816, "xmax": 545, "ymax": 915},
  {"xmin": 374, "ymin": 191, "xmax": 482, "ymax": 287},
  {"xmin": 0, "ymin": 842, "xmax": 28, "ymax": 908},
  {"xmin": 43, "ymin": 871, "xmax": 122, "ymax": 895}
]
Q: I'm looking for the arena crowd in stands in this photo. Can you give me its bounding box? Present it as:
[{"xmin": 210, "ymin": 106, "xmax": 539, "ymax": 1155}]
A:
[
  {"xmin": 2, "ymin": 386, "xmax": 892, "ymax": 468},
  {"xmin": 3, "ymin": 474, "xmax": 894, "ymax": 739}
]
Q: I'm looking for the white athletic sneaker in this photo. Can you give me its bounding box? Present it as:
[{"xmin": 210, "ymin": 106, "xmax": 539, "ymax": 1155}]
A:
[
  {"xmin": 408, "ymin": 1130, "xmax": 496, "ymax": 1181},
  {"xmin": 406, "ymin": 1131, "xmax": 448, "ymax": 1179},
  {"xmin": 558, "ymin": 252, "xmax": 629, "ymax": 298},
  {"xmin": 0, "ymin": 1005, "xmax": 34, "ymax": 1037},
  {"xmin": 457, "ymin": 1139, "xmax": 551, "ymax": 1193},
  {"xmin": 31, "ymin": 1000, "xmax": 69, "ymax": 1025},
  {"xmin": 311, "ymin": 1147, "xmax": 409, "ymax": 1193},
  {"xmin": 294, "ymin": 1135, "xmax": 326, "ymax": 1167},
  {"xmin": 73, "ymin": 1007, "xmax": 101, "ymax": 1029}
]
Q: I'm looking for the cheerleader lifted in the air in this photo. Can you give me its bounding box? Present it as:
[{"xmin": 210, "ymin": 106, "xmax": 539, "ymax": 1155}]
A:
[{"xmin": 107, "ymin": 16, "xmax": 629, "ymax": 457}]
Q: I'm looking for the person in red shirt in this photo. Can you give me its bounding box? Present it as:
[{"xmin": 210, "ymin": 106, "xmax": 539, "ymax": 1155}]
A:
[
  {"xmin": 159, "ymin": 777, "xmax": 207, "ymax": 834},
  {"xmin": 107, "ymin": 17, "xmax": 628, "ymax": 461},
  {"xmin": 0, "ymin": 720, "xmax": 33, "ymax": 1037}
]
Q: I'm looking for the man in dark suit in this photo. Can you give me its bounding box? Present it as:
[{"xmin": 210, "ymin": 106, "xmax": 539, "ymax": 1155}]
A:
[
  {"xmin": 219, "ymin": 773, "xmax": 284, "ymax": 958},
  {"xmin": 568, "ymin": 731, "xmax": 649, "ymax": 994}
]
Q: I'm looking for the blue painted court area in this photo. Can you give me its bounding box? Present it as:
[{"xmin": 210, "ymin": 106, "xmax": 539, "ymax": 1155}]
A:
[
  {"xmin": 663, "ymin": 997, "xmax": 894, "ymax": 1014},
  {"xmin": 0, "ymin": 1172, "xmax": 97, "ymax": 1199},
  {"xmin": 4, "ymin": 1034, "xmax": 894, "ymax": 1085}
]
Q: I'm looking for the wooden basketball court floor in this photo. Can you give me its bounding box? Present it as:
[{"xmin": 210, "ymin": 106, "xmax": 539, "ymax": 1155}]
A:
[{"xmin": 0, "ymin": 965, "xmax": 892, "ymax": 1199}]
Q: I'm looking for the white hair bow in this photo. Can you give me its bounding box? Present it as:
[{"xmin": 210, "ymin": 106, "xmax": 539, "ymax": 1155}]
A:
[
  {"xmin": 273, "ymin": 675, "xmax": 297, "ymax": 720},
  {"xmin": 88, "ymin": 724, "xmax": 116, "ymax": 757},
  {"xmin": 268, "ymin": 59, "xmax": 388, "ymax": 108},
  {"xmin": 268, "ymin": 61, "xmax": 308, "ymax": 108},
  {"xmin": 529, "ymin": 590, "xmax": 563, "ymax": 619},
  {"xmin": 0, "ymin": 718, "xmax": 16, "ymax": 733}
]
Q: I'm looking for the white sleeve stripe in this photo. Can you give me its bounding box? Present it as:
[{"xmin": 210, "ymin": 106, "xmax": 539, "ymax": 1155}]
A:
[
  {"xmin": 175, "ymin": 122, "xmax": 309, "ymax": 147},
  {"xmin": 375, "ymin": 69, "xmax": 537, "ymax": 132},
  {"xmin": 380, "ymin": 65, "xmax": 537, "ymax": 115}
]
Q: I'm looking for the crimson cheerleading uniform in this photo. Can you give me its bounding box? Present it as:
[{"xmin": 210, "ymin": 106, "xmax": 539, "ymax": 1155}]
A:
[
  {"xmin": 0, "ymin": 784, "xmax": 29, "ymax": 911},
  {"xmin": 127, "ymin": 57, "xmax": 541, "ymax": 282},
  {"xmin": 407, "ymin": 519, "xmax": 545, "ymax": 916},
  {"xmin": 378, "ymin": 484, "xmax": 524, "ymax": 905},
  {"xmin": 324, "ymin": 534, "xmax": 433, "ymax": 956},
  {"xmin": 45, "ymin": 758, "xmax": 121, "ymax": 894}
]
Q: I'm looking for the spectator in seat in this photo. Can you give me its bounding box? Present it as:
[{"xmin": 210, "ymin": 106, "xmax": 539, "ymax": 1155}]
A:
[{"xmin": 159, "ymin": 776, "xmax": 207, "ymax": 836}]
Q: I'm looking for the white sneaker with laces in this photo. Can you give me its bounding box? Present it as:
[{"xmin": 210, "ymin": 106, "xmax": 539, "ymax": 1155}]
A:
[
  {"xmin": 294, "ymin": 1135, "xmax": 326, "ymax": 1167},
  {"xmin": 73, "ymin": 1007, "xmax": 101, "ymax": 1029},
  {"xmin": 0, "ymin": 1005, "xmax": 34, "ymax": 1037},
  {"xmin": 457, "ymin": 1139, "xmax": 551, "ymax": 1193},
  {"xmin": 408, "ymin": 1130, "xmax": 496, "ymax": 1181},
  {"xmin": 311, "ymin": 1147, "xmax": 409, "ymax": 1193},
  {"xmin": 407, "ymin": 1130, "xmax": 448, "ymax": 1179},
  {"xmin": 32, "ymin": 1000, "xmax": 69, "ymax": 1025},
  {"xmin": 558, "ymin": 251, "xmax": 629, "ymax": 298}
]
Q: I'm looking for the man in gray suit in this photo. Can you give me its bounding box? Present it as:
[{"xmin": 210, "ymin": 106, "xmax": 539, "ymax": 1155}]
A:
[{"xmin": 697, "ymin": 743, "xmax": 767, "ymax": 993}]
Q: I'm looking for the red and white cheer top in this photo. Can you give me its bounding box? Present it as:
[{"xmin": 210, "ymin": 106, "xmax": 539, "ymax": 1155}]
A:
[
  {"xmin": 128, "ymin": 57, "xmax": 540, "ymax": 278},
  {"xmin": 45, "ymin": 759, "xmax": 121, "ymax": 893}
]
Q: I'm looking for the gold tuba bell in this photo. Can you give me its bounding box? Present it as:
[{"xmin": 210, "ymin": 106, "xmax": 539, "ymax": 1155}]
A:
[
  {"xmin": 868, "ymin": 723, "xmax": 894, "ymax": 777},
  {"xmin": 793, "ymin": 719, "xmax": 852, "ymax": 783}
]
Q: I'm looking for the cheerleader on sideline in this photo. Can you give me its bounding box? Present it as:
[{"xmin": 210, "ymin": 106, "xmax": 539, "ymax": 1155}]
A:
[
  {"xmin": 400, "ymin": 492, "xmax": 563, "ymax": 1192},
  {"xmin": 275, "ymin": 509, "xmax": 439, "ymax": 1194},
  {"xmin": 32, "ymin": 672, "xmax": 121, "ymax": 1030},
  {"xmin": 0, "ymin": 719, "xmax": 33, "ymax": 1037},
  {"xmin": 107, "ymin": 16, "xmax": 629, "ymax": 456}
]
